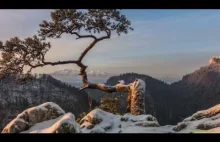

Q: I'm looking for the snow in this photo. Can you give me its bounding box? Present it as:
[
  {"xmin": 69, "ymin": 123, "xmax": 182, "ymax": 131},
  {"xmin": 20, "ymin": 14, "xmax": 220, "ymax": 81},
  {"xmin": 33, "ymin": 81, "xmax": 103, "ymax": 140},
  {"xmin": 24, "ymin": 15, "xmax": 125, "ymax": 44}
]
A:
[
  {"xmin": 38, "ymin": 102, "xmax": 65, "ymax": 114},
  {"xmin": 176, "ymin": 118, "xmax": 209, "ymax": 133},
  {"xmin": 4, "ymin": 101, "xmax": 220, "ymax": 133},
  {"xmin": 118, "ymin": 80, "xmax": 125, "ymax": 85},
  {"xmin": 17, "ymin": 102, "xmax": 65, "ymax": 118},
  {"xmin": 16, "ymin": 118, "xmax": 28, "ymax": 124},
  {"xmin": 80, "ymin": 109, "xmax": 163, "ymax": 133},
  {"xmin": 131, "ymin": 79, "xmax": 146, "ymax": 92},
  {"xmin": 21, "ymin": 116, "xmax": 61, "ymax": 133},
  {"xmin": 80, "ymin": 106, "xmax": 220, "ymax": 133},
  {"xmin": 1, "ymin": 102, "xmax": 67, "ymax": 133},
  {"xmin": 121, "ymin": 113, "xmax": 157, "ymax": 122},
  {"xmin": 80, "ymin": 109, "xmax": 120, "ymax": 133},
  {"xmin": 21, "ymin": 113, "xmax": 80, "ymax": 133},
  {"xmin": 172, "ymin": 104, "xmax": 220, "ymax": 133},
  {"xmin": 120, "ymin": 125, "xmax": 175, "ymax": 133}
]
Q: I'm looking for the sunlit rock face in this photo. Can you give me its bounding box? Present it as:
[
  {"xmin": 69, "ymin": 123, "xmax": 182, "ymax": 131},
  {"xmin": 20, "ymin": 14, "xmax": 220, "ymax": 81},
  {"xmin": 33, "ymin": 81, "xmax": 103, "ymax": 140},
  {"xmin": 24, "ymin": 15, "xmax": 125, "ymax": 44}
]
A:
[{"xmin": 209, "ymin": 56, "xmax": 220, "ymax": 65}]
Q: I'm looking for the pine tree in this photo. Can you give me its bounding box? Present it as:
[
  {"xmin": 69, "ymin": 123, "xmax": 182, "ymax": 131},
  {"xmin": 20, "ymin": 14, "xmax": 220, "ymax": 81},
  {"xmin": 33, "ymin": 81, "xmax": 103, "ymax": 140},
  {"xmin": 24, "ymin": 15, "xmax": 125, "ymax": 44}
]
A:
[{"xmin": 96, "ymin": 94, "xmax": 123, "ymax": 115}]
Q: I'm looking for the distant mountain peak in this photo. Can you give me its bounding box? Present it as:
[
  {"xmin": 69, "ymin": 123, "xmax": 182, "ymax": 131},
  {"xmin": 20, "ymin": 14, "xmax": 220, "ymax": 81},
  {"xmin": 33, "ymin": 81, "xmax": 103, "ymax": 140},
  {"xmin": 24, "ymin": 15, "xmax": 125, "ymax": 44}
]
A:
[
  {"xmin": 209, "ymin": 56, "xmax": 220, "ymax": 65},
  {"xmin": 181, "ymin": 61, "xmax": 220, "ymax": 86},
  {"xmin": 50, "ymin": 69, "xmax": 112, "ymax": 77}
]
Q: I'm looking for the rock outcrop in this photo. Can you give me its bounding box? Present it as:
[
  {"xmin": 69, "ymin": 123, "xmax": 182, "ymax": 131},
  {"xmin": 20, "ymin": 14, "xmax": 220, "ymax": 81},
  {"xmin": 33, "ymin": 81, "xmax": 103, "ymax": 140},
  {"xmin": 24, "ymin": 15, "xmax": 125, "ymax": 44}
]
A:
[
  {"xmin": 3, "ymin": 102, "xmax": 220, "ymax": 133},
  {"xmin": 21, "ymin": 113, "xmax": 81, "ymax": 133},
  {"xmin": 173, "ymin": 104, "xmax": 220, "ymax": 133},
  {"xmin": 2, "ymin": 102, "xmax": 80, "ymax": 133},
  {"xmin": 80, "ymin": 108, "xmax": 160, "ymax": 133},
  {"xmin": 209, "ymin": 56, "xmax": 220, "ymax": 65}
]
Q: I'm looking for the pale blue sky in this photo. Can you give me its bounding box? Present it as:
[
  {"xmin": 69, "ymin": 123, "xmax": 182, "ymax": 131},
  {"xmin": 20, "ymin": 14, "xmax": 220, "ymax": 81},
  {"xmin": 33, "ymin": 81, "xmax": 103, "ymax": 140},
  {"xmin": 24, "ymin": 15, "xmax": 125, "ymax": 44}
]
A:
[{"xmin": 0, "ymin": 9, "xmax": 220, "ymax": 81}]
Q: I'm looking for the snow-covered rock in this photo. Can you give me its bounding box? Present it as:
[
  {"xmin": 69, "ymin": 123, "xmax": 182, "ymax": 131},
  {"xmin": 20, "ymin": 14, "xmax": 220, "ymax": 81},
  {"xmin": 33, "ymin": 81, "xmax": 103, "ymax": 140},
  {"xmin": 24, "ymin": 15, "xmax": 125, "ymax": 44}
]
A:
[
  {"xmin": 80, "ymin": 105, "xmax": 220, "ymax": 133},
  {"xmin": 80, "ymin": 108, "xmax": 162, "ymax": 133},
  {"xmin": 21, "ymin": 113, "xmax": 81, "ymax": 133},
  {"xmin": 173, "ymin": 104, "xmax": 220, "ymax": 133},
  {"xmin": 3, "ymin": 102, "xmax": 220, "ymax": 133},
  {"xmin": 2, "ymin": 102, "xmax": 72, "ymax": 133}
]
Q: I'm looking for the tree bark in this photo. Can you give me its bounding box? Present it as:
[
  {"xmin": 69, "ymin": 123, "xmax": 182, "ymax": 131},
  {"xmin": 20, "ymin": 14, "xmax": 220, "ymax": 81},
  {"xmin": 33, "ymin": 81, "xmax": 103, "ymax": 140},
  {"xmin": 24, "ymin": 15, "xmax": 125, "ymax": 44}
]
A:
[
  {"xmin": 82, "ymin": 79, "xmax": 146, "ymax": 115},
  {"xmin": 129, "ymin": 79, "xmax": 146, "ymax": 115}
]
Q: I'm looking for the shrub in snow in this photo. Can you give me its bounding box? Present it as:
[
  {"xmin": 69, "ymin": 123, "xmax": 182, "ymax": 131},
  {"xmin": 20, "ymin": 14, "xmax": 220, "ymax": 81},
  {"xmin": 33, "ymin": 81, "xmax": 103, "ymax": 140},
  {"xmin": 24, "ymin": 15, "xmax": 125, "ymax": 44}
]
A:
[{"xmin": 96, "ymin": 95, "xmax": 123, "ymax": 115}]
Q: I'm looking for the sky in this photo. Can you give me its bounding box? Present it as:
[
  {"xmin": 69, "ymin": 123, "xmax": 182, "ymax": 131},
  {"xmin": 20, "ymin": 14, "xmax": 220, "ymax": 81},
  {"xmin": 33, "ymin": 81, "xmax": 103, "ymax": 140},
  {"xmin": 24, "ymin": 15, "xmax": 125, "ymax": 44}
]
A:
[{"xmin": 0, "ymin": 9, "xmax": 220, "ymax": 81}]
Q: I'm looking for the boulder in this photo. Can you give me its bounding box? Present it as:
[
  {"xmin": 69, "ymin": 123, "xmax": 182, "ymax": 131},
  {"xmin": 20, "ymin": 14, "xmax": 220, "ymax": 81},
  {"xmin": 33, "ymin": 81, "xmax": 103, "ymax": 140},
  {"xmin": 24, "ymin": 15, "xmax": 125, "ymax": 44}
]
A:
[
  {"xmin": 2, "ymin": 102, "xmax": 69, "ymax": 133},
  {"xmin": 80, "ymin": 108, "xmax": 160, "ymax": 133},
  {"xmin": 21, "ymin": 113, "xmax": 81, "ymax": 133},
  {"xmin": 173, "ymin": 104, "xmax": 220, "ymax": 133}
]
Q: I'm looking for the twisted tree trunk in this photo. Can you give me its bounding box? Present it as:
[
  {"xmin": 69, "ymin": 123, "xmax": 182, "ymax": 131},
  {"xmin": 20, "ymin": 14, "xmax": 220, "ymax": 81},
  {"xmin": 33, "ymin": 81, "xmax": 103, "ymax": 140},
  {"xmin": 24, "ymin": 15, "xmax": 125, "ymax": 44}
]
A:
[
  {"xmin": 82, "ymin": 79, "xmax": 146, "ymax": 115},
  {"xmin": 129, "ymin": 79, "xmax": 146, "ymax": 115}
]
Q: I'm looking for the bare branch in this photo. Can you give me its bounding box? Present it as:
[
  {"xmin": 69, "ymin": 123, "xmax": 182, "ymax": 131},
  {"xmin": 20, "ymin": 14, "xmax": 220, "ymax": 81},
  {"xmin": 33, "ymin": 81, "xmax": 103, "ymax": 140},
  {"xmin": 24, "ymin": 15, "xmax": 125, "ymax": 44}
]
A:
[
  {"xmin": 79, "ymin": 82, "xmax": 131, "ymax": 93},
  {"xmin": 97, "ymin": 29, "xmax": 111, "ymax": 41},
  {"xmin": 70, "ymin": 32, "xmax": 97, "ymax": 40},
  {"xmin": 29, "ymin": 60, "xmax": 79, "ymax": 69}
]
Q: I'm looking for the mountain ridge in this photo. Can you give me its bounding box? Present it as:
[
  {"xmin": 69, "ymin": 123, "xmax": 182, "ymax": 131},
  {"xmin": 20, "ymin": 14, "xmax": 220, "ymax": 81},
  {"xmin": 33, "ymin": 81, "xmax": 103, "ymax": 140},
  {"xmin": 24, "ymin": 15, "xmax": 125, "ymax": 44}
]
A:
[
  {"xmin": 0, "ymin": 74, "xmax": 98, "ymax": 131},
  {"xmin": 1, "ymin": 57, "xmax": 220, "ymax": 128}
]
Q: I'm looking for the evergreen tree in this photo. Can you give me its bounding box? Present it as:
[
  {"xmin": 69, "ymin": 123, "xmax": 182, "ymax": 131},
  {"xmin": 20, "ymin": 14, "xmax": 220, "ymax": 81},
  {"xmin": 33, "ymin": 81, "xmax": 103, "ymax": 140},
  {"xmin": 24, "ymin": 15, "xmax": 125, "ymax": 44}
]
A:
[{"xmin": 96, "ymin": 94, "xmax": 123, "ymax": 115}]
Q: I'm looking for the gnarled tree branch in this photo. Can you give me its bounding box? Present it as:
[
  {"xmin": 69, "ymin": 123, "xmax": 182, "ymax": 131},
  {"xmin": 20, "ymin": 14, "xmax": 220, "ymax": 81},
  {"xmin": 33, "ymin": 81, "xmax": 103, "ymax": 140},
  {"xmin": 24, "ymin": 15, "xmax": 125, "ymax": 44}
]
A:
[
  {"xmin": 69, "ymin": 32, "xmax": 97, "ymax": 40},
  {"xmin": 0, "ymin": 9, "xmax": 133, "ymax": 93}
]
